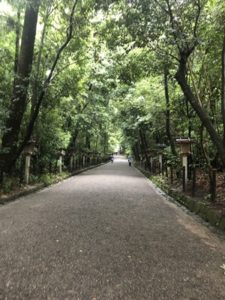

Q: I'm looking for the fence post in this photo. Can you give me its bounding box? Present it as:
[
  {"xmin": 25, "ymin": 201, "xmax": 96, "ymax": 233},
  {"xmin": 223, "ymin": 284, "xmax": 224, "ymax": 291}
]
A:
[
  {"xmin": 182, "ymin": 166, "xmax": 186, "ymax": 192},
  {"xmin": 24, "ymin": 154, "xmax": 31, "ymax": 184},
  {"xmin": 192, "ymin": 167, "xmax": 196, "ymax": 197},
  {"xmin": 210, "ymin": 169, "xmax": 216, "ymax": 202},
  {"xmin": 170, "ymin": 167, "xmax": 173, "ymax": 184},
  {"xmin": 165, "ymin": 162, "xmax": 168, "ymax": 177},
  {"xmin": 159, "ymin": 154, "xmax": 163, "ymax": 175}
]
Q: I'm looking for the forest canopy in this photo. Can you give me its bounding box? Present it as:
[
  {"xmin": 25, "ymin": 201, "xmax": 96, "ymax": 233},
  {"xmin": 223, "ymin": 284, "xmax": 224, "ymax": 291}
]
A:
[{"xmin": 0, "ymin": 0, "xmax": 225, "ymax": 184}]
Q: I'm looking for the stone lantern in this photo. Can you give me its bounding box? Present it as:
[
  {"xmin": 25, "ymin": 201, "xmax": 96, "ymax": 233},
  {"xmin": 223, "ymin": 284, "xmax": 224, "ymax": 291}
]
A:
[
  {"xmin": 23, "ymin": 139, "xmax": 36, "ymax": 184},
  {"xmin": 176, "ymin": 138, "xmax": 193, "ymax": 183}
]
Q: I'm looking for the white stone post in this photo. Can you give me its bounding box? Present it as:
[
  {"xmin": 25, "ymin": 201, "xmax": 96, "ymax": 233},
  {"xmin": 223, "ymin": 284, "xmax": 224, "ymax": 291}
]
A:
[
  {"xmin": 25, "ymin": 154, "xmax": 31, "ymax": 184},
  {"xmin": 182, "ymin": 155, "xmax": 188, "ymax": 183},
  {"xmin": 59, "ymin": 155, "xmax": 63, "ymax": 173},
  {"xmin": 70, "ymin": 156, "xmax": 73, "ymax": 171},
  {"xmin": 159, "ymin": 154, "xmax": 163, "ymax": 174},
  {"xmin": 150, "ymin": 157, "xmax": 153, "ymax": 171}
]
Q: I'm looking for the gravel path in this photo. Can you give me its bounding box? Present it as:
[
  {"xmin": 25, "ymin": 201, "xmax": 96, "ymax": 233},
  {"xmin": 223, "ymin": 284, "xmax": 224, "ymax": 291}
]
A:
[{"xmin": 0, "ymin": 156, "xmax": 225, "ymax": 300}]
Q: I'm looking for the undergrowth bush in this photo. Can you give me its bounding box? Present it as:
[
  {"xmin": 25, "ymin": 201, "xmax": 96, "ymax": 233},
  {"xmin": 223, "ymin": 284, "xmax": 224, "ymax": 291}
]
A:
[
  {"xmin": 150, "ymin": 175, "xmax": 167, "ymax": 187},
  {"xmin": 1, "ymin": 177, "xmax": 20, "ymax": 194},
  {"xmin": 29, "ymin": 174, "xmax": 40, "ymax": 184},
  {"xmin": 39, "ymin": 174, "xmax": 54, "ymax": 186},
  {"xmin": 40, "ymin": 172, "xmax": 69, "ymax": 186}
]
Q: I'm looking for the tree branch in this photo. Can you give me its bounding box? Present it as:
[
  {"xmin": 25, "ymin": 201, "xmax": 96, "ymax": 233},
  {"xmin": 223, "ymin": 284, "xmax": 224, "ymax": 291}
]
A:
[
  {"xmin": 164, "ymin": 0, "xmax": 183, "ymax": 53},
  {"xmin": 193, "ymin": 0, "xmax": 201, "ymax": 38}
]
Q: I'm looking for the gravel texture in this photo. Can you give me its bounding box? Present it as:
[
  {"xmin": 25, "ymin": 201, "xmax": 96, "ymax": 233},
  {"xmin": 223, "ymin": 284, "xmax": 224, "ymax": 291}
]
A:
[{"xmin": 0, "ymin": 156, "xmax": 225, "ymax": 300}]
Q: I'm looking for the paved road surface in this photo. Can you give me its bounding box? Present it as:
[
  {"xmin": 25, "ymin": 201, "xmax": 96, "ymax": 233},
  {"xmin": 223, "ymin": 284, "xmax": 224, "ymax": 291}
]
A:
[{"xmin": 0, "ymin": 156, "xmax": 225, "ymax": 299}]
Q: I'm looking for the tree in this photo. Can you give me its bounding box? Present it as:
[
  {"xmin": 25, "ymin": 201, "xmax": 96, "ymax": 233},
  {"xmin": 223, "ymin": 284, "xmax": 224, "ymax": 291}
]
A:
[
  {"xmin": 0, "ymin": 0, "xmax": 80, "ymax": 178},
  {"xmin": 116, "ymin": 0, "xmax": 225, "ymax": 167},
  {"xmin": 0, "ymin": 0, "xmax": 40, "ymax": 178}
]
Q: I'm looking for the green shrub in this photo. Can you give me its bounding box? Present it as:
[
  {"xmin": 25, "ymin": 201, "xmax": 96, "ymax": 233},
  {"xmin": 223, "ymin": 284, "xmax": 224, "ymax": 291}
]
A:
[
  {"xmin": 40, "ymin": 174, "xmax": 54, "ymax": 186},
  {"xmin": 1, "ymin": 177, "xmax": 20, "ymax": 193},
  {"xmin": 2, "ymin": 178, "xmax": 13, "ymax": 193},
  {"xmin": 29, "ymin": 174, "xmax": 40, "ymax": 184}
]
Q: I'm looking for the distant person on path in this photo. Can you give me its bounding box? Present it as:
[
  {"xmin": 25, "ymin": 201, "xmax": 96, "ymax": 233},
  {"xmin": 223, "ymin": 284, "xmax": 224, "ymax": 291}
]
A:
[
  {"xmin": 110, "ymin": 154, "xmax": 114, "ymax": 163},
  {"xmin": 128, "ymin": 155, "xmax": 133, "ymax": 167}
]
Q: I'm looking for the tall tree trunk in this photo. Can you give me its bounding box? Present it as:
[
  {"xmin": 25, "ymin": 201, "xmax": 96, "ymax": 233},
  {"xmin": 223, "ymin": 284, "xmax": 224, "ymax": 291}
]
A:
[
  {"xmin": 0, "ymin": 0, "xmax": 40, "ymax": 174},
  {"xmin": 221, "ymin": 33, "xmax": 225, "ymax": 146},
  {"xmin": 31, "ymin": 5, "xmax": 50, "ymax": 114},
  {"xmin": 67, "ymin": 102, "xmax": 89, "ymax": 152},
  {"xmin": 103, "ymin": 132, "xmax": 108, "ymax": 154},
  {"xmin": 184, "ymin": 96, "xmax": 192, "ymax": 138},
  {"xmin": 133, "ymin": 142, "xmax": 140, "ymax": 161},
  {"xmin": 164, "ymin": 67, "xmax": 177, "ymax": 156},
  {"xmin": 14, "ymin": 8, "xmax": 21, "ymax": 75},
  {"xmin": 86, "ymin": 134, "xmax": 91, "ymax": 150},
  {"xmin": 68, "ymin": 128, "xmax": 79, "ymax": 151},
  {"xmin": 175, "ymin": 55, "xmax": 225, "ymax": 168},
  {"xmin": 139, "ymin": 129, "xmax": 151, "ymax": 171}
]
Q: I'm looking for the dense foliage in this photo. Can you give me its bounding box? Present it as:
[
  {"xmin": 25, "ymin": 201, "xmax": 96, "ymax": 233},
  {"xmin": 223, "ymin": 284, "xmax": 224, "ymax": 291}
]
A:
[{"xmin": 1, "ymin": 0, "xmax": 225, "ymax": 186}]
